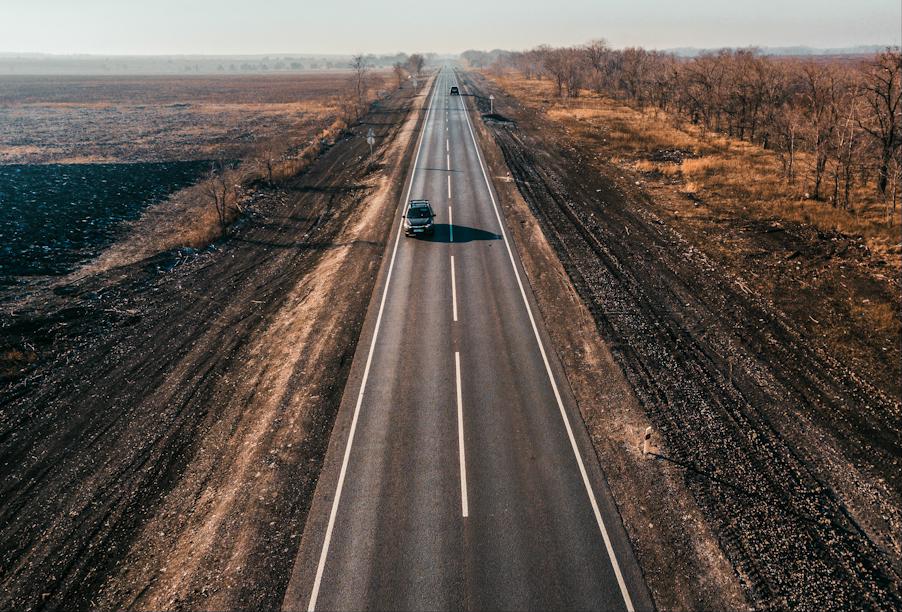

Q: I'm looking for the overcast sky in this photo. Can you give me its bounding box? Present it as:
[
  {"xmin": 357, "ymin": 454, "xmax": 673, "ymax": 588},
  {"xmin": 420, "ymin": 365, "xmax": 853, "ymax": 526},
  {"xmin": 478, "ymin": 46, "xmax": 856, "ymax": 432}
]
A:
[{"xmin": 1, "ymin": 0, "xmax": 899, "ymax": 55}]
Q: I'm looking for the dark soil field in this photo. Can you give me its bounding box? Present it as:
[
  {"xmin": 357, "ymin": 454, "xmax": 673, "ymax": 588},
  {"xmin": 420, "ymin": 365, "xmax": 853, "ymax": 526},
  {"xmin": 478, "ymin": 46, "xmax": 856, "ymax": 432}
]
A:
[
  {"xmin": 0, "ymin": 162, "xmax": 209, "ymax": 283},
  {"xmin": 463, "ymin": 70, "xmax": 902, "ymax": 611}
]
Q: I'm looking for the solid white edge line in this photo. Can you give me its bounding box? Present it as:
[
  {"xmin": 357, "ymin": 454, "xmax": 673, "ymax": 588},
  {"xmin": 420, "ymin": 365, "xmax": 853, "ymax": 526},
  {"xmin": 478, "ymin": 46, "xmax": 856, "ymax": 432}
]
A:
[
  {"xmin": 455, "ymin": 71, "xmax": 636, "ymax": 612},
  {"xmin": 455, "ymin": 351, "xmax": 469, "ymax": 517},
  {"xmin": 451, "ymin": 254, "xmax": 458, "ymax": 322},
  {"xmin": 307, "ymin": 72, "xmax": 441, "ymax": 612}
]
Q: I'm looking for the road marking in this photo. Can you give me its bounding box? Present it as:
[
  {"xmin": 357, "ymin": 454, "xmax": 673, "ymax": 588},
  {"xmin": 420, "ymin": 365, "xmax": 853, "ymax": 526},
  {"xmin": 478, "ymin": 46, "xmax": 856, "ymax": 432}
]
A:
[
  {"xmin": 455, "ymin": 351, "xmax": 469, "ymax": 517},
  {"xmin": 447, "ymin": 174, "xmax": 452, "ymax": 199},
  {"xmin": 455, "ymin": 72, "xmax": 636, "ymax": 612},
  {"xmin": 451, "ymin": 255, "xmax": 458, "ymax": 322},
  {"xmin": 449, "ymin": 205, "xmax": 454, "ymax": 242},
  {"xmin": 446, "ymin": 153, "xmax": 450, "ymax": 171},
  {"xmin": 306, "ymin": 73, "xmax": 440, "ymax": 612},
  {"xmin": 446, "ymin": 138, "xmax": 449, "ymax": 153}
]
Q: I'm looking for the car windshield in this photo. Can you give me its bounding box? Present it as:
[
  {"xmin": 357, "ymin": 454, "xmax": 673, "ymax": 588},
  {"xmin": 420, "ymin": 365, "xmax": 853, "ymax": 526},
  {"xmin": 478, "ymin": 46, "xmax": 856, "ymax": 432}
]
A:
[{"xmin": 408, "ymin": 207, "xmax": 431, "ymax": 219}]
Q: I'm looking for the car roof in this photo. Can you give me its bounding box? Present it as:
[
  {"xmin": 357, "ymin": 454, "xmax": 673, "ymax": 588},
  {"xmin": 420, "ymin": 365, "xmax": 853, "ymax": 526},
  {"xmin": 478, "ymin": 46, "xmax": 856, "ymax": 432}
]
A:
[{"xmin": 409, "ymin": 200, "xmax": 430, "ymax": 208}]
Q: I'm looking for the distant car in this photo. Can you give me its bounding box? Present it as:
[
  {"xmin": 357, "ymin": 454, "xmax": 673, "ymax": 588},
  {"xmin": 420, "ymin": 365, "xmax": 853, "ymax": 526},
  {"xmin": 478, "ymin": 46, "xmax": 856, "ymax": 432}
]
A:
[
  {"xmin": 449, "ymin": 86, "xmax": 460, "ymax": 96},
  {"xmin": 403, "ymin": 199, "xmax": 435, "ymax": 236}
]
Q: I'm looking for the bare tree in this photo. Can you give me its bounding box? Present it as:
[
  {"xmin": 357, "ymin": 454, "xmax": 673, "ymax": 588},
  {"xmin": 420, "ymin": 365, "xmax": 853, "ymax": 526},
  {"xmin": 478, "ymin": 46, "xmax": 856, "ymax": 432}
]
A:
[
  {"xmin": 253, "ymin": 140, "xmax": 278, "ymax": 184},
  {"xmin": 204, "ymin": 161, "xmax": 240, "ymax": 235},
  {"xmin": 540, "ymin": 47, "xmax": 568, "ymax": 97},
  {"xmin": 393, "ymin": 61, "xmax": 407, "ymax": 88},
  {"xmin": 407, "ymin": 53, "xmax": 425, "ymax": 76},
  {"xmin": 350, "ymin": 53, "xmax": 371, "ymax": 113},
  {"xmin": 583, "ymin": 39, "xmax": 610, "ymax": 93},
  {"xmin": 859, "ymin": 50, "xmax": 902, "ymax": 195},
  {"xmin": 800, "ymin": 63, "xmax": 843, "ymax": 200}
]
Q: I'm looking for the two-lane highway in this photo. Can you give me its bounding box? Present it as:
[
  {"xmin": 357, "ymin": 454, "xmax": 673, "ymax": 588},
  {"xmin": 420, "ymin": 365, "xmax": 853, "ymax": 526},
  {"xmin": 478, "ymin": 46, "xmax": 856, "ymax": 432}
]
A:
[{"xmin": 282, "ymin": 67, "xmax": 651, "ymax": 611}]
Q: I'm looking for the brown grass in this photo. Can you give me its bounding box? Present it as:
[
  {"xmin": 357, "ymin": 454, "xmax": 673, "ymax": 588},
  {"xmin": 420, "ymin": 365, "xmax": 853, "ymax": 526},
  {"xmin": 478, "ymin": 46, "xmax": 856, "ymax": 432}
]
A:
[{"xmin": 497, "ymin": 73, "xmax": 902, "ymax": 267}]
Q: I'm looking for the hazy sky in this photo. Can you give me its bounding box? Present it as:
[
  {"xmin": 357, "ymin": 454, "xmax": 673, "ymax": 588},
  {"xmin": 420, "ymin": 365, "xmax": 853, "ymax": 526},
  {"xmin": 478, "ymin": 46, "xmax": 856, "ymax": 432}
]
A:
[{"xmin": 1, "ymin": 0, "xmax": 899, "ymax": 55}]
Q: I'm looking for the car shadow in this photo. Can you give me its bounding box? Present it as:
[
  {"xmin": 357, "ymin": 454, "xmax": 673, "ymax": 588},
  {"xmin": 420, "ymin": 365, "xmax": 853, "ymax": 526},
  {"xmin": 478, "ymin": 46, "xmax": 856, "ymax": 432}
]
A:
[{"xmin": 411, "ymin": 223, "xmax": 501, "ymax": 243}]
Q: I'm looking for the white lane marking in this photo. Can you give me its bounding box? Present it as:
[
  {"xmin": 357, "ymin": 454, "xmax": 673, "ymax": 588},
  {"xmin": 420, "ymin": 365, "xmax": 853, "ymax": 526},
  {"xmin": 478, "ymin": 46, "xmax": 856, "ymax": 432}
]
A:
[
  {"xmin": 451, "ymin": 255, "xmax": 458, "ymax": 322},
  {"xmin": 455, "ymin": 351, "xmax": 469, "ymax": 517},
  {"xmin": 456, "ymin": 72, "xmax": 636, "ymax": 612},
  {"xmin": 446, "ymin": 138, "xmax": 449, "ymax": 153},
  {"xmin": 446, "ymin": 153, "xmax": 451, "ymax": 171},
  {"xmin": 449, "ymin": 205, "xmax": 454, "ymax": 243},
  {"xmin": 307, "ymin": 74, "xmax": 441, "ymax": 612},
  {"xmin": 447, "ymin": 174, "xmax": 452, "ymax": 199}
]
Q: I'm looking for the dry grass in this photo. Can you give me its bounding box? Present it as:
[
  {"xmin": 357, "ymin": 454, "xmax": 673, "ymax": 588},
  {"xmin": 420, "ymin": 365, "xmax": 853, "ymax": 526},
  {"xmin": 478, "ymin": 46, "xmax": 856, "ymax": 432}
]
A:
[{"xmin": 497, "ymin": 73, "xmax": 902, "ymax": 266}]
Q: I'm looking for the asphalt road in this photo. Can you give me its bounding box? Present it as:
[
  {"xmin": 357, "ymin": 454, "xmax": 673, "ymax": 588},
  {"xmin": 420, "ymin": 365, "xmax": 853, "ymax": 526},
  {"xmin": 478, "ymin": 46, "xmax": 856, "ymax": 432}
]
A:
[{"xmin": 282, "ymin": 67, "xmax": 651, "ymax": 612}]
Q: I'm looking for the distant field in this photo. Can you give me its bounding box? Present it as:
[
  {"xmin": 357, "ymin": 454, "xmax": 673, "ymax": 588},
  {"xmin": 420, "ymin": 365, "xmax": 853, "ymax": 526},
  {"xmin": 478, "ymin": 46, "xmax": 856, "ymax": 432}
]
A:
[{"xmin": 0, "ymin": 73, "xmax": 359, "ymax": 163}]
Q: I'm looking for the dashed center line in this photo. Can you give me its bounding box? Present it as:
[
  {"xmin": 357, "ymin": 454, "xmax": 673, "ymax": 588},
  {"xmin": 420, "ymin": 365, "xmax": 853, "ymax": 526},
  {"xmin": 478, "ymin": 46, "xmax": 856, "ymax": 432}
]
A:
[
  {"xmin": 448, "ymin": 205, "xmax": 454, "ymax": 242},
  {"xmin": 447, "ymin": 174, "xmax": 452, "ymax": 199},
  {"xmin": 450, "ymin": 255, "xmax": 458, "ymax": 322},
  {"xmin": 455, "ymin": 351, "xmax": 469, "ymax": 518}
]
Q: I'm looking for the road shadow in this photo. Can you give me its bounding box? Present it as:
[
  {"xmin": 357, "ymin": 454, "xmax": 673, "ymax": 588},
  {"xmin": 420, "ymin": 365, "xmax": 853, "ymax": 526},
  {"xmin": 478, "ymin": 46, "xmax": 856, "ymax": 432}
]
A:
[{"xmin": 412, "ymin": 224, "xmax": 500, "ymax": 243}]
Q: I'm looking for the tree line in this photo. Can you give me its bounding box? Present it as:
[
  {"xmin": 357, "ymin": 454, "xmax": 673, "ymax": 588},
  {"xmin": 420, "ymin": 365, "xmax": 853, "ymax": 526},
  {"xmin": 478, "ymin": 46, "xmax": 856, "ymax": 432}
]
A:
[{"xmin": 465, "ymin": 44, "xmax": 901, "ymax": 219}]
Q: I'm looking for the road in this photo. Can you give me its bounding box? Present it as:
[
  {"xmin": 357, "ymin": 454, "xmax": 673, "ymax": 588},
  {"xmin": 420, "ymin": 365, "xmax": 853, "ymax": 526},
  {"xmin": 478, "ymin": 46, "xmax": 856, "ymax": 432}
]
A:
[{"xmin": 282, "ymin": 66, "xmax": 651, "ymax": 612}]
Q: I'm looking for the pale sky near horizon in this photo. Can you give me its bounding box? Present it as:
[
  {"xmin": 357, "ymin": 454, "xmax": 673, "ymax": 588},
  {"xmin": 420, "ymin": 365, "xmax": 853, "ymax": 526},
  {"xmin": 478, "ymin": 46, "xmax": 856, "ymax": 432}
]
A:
[{"xmin": 1, "ymin": 0, "xmax": 899, "ymax": 55}]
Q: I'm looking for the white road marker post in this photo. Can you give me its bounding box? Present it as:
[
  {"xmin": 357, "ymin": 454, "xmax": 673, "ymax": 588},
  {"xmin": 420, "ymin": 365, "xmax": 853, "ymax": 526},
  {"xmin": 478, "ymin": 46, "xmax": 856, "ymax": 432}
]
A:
[
  {"xmin": 489, "ymin": 94, "xmax": 495, "ymax": 114},
  {"xmin": 366, "ymin": 127, "xmax": 375, "ymax": 159}
]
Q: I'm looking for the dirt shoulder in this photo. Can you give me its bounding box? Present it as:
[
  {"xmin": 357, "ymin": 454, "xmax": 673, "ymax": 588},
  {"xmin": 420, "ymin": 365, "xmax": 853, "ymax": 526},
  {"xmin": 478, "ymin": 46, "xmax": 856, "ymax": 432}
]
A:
[
  {"xmin": 462, "ymin": 69, "xmax": 902, "ymax": 611},
  {"xmin": 0, "ymin": 78, "xmax": 431, "ymax": 611}
]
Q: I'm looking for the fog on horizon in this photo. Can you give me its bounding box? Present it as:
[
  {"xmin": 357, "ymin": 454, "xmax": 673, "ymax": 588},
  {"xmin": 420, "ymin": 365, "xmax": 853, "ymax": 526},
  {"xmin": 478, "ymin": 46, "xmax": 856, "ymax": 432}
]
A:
[{"xmin": 1, "ymin": 0, "xmax": 899, "ymax": 56}]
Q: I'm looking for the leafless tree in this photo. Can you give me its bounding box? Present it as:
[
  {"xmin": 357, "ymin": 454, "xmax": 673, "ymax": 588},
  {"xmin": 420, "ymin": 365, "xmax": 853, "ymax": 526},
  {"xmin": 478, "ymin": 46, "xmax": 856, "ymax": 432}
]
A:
[
  {"xmin": 543, "ymin": 47, "xmax": 585, "ymax": 98},
  {"xmin": 393, "ymin": 61, "xmax": 406, "ymax": 87},
  {"xmin": 350, "ymin": 53, "xmax": 371, "ymax": 113},
  {"xmin": 858, "ymin": 50, "xmax": 902, "ymax": 195},
  {"xmin": 800, "ymin": 63, "xmax": 844, "ymax": 200},
  {"xmin": 204, "ymin": 161, "xmax": 240, "ymax": 234},
  {"xmin": 583, "ymin": 39, "xmax": 610, "ymax": 93},
  {"xmin": 253, "ymin": 140, "xmax": 278, "ymax": 184},
  {"xmin": 407, "ymin": 54, "xmax": 425, "ymax": 76}
]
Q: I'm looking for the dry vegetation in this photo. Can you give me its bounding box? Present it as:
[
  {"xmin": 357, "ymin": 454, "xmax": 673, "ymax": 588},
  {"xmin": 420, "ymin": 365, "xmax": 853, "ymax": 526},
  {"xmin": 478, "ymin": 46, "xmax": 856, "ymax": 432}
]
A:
[
  {"xmin": 536, "ymin": 94, "xmax": 902, "ymax": 264},
  {"xmin": 468, "ymin": 45, "xmax": 902, "ymax": 265},
  {"xmin": 479, "ymin": 69, "xmax": 902, "ymax": 382}
]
